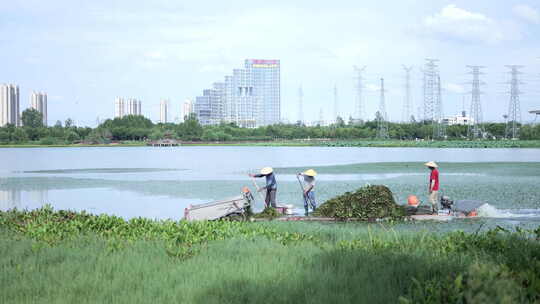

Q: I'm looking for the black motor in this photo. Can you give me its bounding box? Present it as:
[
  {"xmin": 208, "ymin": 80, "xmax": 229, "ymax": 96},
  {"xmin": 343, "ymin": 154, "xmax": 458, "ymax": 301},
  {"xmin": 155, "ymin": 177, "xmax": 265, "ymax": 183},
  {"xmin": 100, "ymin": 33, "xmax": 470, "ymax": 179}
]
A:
[{"xmin": 440, "ymin": 196, "xmax": 453, "ymax": 210}]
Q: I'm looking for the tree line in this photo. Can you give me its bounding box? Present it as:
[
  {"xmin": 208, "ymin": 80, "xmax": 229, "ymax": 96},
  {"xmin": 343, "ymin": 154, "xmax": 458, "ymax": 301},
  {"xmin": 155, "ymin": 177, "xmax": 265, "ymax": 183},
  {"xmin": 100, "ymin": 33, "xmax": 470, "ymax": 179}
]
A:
[{"xmin": 0, "ymin": 108, "xmax": 539, "ymax": 145}]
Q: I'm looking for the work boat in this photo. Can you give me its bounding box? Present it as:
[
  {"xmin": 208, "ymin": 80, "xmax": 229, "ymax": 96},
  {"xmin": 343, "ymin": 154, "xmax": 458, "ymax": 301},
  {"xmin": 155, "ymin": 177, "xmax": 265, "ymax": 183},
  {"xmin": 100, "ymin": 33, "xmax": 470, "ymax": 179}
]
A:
[{"xmin": 406, "ymin": 196, "xmax": 485, "ymax": 221}]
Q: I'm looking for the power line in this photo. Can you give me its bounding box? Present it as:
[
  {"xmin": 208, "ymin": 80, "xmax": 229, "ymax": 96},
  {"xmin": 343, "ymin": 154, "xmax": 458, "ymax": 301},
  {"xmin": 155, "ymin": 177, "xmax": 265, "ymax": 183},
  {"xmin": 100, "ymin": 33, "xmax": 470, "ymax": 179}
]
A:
[
  {"xmin": 505, "ymin": 65, "xmax": 524, "ymax": 139},
  {"xmin": 466, "ymin": 65, "xmax": 486, "ymax": 139}
]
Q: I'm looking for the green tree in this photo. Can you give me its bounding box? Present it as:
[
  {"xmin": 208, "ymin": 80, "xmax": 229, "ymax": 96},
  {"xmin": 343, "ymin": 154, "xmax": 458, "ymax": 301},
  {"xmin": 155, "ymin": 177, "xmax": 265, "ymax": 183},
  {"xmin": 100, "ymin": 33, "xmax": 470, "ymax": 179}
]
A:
[
  {"xmin": 335, "ymin": 116, "xmax": 346, "ymax": 127},
  {"xmin": 177, "ymin": 113, "xmax": 203, "ymax": 140},
  {"xmin": 0, "ymin": 129, "xmax": 10, "ymax": 143},
  {"xmin": 12, "ymin": 128, "xmax": 28, "ymax": 142},
  {"xmin": 64, "ymin": 130, "xmax": 80, "ymax": 142},
  {"xmin": 21, "ymin": 109, "xmax": 43, "ymax": 128},
  {"xmin": 65, "ymin": 118, "xmax": 74, "ymax": 128}
]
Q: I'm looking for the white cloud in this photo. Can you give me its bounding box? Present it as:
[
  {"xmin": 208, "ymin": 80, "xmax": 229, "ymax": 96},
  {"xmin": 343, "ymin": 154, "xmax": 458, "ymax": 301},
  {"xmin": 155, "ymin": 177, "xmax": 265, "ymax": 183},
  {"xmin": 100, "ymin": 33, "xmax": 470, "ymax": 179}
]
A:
[
  {"xmin": 513, "ymin": 4, "xmax": 540, "ymax": 24},
  {"xmin": 422, "ymin": 5, "xmax": 504, "ymax": 44}
]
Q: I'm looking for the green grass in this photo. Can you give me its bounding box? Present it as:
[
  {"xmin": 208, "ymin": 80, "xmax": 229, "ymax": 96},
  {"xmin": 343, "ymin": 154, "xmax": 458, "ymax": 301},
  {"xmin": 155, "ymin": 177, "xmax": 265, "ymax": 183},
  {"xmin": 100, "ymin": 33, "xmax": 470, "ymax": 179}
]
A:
[
  {"xmin": 320, "ymin": 139, "xmax": 540, "ymax": 148},
  {"xmin": 278, "ymin": 161, "xmax": 540, "ymax": 176},
  {"xmin": 1, "ymin": 208, "xmax": 540, "ymax": 303},
  {"xmin": 0, "ymin": 142, "xmax": 146, "ymax": 148},
  {"xmin": 2, "ymin": 139, "xmax": 540, "ymax": 148}
]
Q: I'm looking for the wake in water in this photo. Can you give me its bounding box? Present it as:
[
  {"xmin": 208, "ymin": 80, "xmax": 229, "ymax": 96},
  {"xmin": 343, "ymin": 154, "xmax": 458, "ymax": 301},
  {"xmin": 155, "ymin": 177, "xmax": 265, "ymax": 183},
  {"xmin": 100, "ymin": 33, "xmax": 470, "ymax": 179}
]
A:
[{"xmin": 477, "ymin": 204, "xmax": 540, "ymax": 219}]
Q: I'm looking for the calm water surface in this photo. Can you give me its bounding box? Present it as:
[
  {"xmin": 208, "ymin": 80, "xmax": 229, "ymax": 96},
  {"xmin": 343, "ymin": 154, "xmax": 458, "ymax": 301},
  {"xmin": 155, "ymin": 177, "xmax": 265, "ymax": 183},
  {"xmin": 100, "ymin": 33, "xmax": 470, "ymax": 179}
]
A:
[{"xmin": 1, "ymin": 146, "xmax": 539, "ymax": 231}]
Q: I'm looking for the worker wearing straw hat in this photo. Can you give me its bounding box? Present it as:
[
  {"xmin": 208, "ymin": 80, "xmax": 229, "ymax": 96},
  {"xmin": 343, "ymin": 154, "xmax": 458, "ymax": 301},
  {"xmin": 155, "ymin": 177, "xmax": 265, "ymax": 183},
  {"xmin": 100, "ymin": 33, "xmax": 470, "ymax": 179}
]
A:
[
  {"xmin": 249, "ymin": 167, "xmax": 277, "ymax": 208},
  {"xmin": 298, "ymin": 169, "xmax": 317, "ymax": 215},
  {"xmin": 425, "ymin": 161, "xmax": 440, "ymax": 214}
]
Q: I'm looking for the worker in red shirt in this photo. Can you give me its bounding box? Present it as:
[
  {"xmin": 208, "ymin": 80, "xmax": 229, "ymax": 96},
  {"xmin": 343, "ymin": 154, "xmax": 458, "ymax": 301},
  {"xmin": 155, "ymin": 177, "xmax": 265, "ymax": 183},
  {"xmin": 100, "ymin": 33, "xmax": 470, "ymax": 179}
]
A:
[{"xmin": 425, "ymin": 161, "xmax": 439, "ymax": 214}]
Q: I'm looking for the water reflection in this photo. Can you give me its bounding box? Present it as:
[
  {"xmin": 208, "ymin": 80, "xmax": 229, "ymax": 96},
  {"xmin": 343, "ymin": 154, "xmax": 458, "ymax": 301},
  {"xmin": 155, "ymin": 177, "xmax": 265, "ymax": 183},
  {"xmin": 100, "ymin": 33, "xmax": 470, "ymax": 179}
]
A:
[
  {"xmin": 0, "ymin": 189, "xmax": 22, "ymax": 210},
  {"xmin": 0, "ymin": 189, "xmax": 52, "ymax": 213},
  {"xmin": 0, "ymin": 187, "xmax": 204, "ymax": 220}
]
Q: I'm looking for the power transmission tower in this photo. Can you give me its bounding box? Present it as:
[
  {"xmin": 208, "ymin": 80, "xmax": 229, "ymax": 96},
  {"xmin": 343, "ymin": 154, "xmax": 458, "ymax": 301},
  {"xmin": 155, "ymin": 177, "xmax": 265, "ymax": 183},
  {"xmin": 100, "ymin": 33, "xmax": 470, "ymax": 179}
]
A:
[
  {"xmin": 505, "ymin": 65, "xmax": 524, "ymax": 139},
  {"xmin": 423, "ymin": 59, "xmax": 439, "ymax": 123},
  {"xmin": 318, "ymin": 108, "xmax": 325, "ymax": 126},
  {"xmin": 353, "ymin": 65, "xmax": 366, "ymax": 121},
  {"xmin": 402, "ymin": 65, "xmax": 413, "ymax": 122},
  {"xmin": 466, "ymin": 65, "xmax": 486, "ymax": 139},
  {"xmin": 433, "ymin": 75, "xmax": 446, "ymax": 139},
  {"xmin": 333, "ymin": 84, "xmax": 338, "ymax": 123},
  {"xmin": 377, "ymin": 78, "xmax": 389, "ymax": 139},
  {"xmin": 298, "ymin": 85, "xmax": 304, "ymax": 124}
]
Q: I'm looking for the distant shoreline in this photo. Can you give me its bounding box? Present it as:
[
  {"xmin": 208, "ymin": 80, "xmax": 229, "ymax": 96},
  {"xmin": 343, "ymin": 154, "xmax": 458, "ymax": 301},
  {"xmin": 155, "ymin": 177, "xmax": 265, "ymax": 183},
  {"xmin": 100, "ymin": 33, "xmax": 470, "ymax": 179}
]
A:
[{"xmin": 2, "ymin": 139, "xmax": 540, "ymax": 148}]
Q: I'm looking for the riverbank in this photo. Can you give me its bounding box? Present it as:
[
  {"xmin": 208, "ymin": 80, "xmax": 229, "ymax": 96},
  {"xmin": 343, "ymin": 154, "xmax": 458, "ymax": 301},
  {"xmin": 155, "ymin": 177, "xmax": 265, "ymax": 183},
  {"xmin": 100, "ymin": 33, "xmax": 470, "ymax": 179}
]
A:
[
  {"xmin": 1, "ymin": 207, "xmax": 539, "ymax": 303},
  {"xmin": 2, "ymin": 139, "xmax": 540, "ymax": 148}
]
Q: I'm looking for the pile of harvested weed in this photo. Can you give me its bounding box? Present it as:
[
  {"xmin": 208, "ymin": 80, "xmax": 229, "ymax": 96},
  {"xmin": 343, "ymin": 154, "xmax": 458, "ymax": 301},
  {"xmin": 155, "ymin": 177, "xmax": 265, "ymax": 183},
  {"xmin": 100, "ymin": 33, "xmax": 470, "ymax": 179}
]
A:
[
  {"xmin": 253, "ymin": 207, "xmax": 281, "ymax": 219},
  {"xmin": 313, "ymin": 185, "xmax": 405, "ymax": 220}
]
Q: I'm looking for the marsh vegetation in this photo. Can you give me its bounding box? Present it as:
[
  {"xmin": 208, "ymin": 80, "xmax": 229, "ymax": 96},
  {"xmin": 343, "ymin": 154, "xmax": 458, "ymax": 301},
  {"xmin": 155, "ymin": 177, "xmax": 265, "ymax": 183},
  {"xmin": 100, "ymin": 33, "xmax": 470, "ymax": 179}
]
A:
[{"xmin": 2, "ymin": 207, "xmax": 539, "ymax": 303}]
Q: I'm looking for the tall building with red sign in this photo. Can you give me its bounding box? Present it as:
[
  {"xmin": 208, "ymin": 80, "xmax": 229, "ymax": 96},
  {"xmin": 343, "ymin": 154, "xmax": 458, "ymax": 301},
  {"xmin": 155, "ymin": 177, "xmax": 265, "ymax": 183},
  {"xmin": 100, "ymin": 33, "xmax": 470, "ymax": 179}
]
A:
[
  {"xmin": 194, "ymin": 59, "xmax": 281, "ymax": 127},
  {"xmin": 244, "ymin": 59, "xmax": 280, "ymax": 126}
]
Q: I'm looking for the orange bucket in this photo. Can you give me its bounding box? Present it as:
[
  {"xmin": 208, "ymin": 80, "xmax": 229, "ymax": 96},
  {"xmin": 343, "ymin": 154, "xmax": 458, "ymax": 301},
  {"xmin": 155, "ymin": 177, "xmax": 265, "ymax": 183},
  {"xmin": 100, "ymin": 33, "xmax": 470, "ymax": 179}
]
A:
[{"xmin": 407, "ymin": 195, "xmax": 419, "ymax": 206}]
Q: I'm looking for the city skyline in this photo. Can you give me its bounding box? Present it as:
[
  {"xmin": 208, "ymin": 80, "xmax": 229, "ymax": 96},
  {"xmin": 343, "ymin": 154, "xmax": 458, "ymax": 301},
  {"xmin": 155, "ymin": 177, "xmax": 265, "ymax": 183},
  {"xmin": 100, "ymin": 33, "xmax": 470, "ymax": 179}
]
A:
[{"xmin": 1, "ymin": 1, "xmax": 539, "ymax": 126}]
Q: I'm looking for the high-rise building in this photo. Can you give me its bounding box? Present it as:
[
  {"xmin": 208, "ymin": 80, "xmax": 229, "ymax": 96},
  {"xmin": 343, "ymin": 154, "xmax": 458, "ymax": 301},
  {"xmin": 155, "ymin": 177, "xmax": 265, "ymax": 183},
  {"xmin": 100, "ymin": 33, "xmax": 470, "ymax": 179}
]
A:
[
  {"xmin": 182, "ymin": 99, "xmax": 194, "ymax": 121},
  {"xmin": 114, "ymin": 97, "xmax": 142, "ymax": 118},
  {"xmin": 194, "ymin": 59, "xmax": 280, "ymax": 127},
  {"xmin": 127, "ymin": 98, "xmax": 142, "ymax": 116},
  {"xmin": 0, "ymin": 84, "xmax": 20, "ymax": 127},
  {"xmin": 194, "ymin": 90, "xmax": 213, "ymax": 125},
  {"xmin": 160, "ymin": 99, "xmax": 169, "ymax": 123},
  {"xmin": 30, "ymin": 92, "xmax": 48, "ymax": 126},
  {"xmin": 226, "ymin": 68, "xmax": 257, "ymax": 127},
  {"xmin": 114, "ymin": 97, "xmax": 125, "ymax": 118},
  {"xmin": 245, "ymin": 59, "xmax": 280, "ymax": 126}
]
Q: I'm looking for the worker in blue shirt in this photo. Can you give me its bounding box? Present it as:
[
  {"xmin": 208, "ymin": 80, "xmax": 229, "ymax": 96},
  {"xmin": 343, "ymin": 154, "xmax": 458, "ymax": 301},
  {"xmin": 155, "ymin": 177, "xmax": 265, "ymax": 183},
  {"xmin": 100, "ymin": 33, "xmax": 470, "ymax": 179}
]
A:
[{"xmin": 249, "ymin": 167, "xmax": 277, "ymax": 208}]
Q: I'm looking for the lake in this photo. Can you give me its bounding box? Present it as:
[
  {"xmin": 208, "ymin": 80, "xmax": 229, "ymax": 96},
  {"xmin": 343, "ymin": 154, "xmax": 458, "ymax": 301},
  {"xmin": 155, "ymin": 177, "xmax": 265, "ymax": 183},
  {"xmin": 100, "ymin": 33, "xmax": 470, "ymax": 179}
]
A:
[{"xmin": 1, "ymin": 146, "xmax": 539, "ymax": 231}]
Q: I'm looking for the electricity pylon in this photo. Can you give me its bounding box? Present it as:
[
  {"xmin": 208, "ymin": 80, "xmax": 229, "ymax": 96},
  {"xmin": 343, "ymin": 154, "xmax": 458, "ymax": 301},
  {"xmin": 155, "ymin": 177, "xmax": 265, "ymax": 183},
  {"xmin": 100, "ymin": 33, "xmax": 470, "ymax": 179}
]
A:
[
  {"xmin": 402, "ymin": 65, "xmax": 413, "ymax": 122},
  {"xmin": 505, "ymin": 65, "xmax": 524, "ymax": 139},
  {"xmin": 466, "ymin": 66, "xmax": 486, "ymax": 139},
  {"xmin": 298, "ymin": 85, "xmax": 303, "ymax": 124},
  {"xmin": 353, "ymin": 65, "xmax": 366, "ymax": 121},
  {"xmin": 377, "ymin": 78, "xmax": 389, "ymax": 139}
]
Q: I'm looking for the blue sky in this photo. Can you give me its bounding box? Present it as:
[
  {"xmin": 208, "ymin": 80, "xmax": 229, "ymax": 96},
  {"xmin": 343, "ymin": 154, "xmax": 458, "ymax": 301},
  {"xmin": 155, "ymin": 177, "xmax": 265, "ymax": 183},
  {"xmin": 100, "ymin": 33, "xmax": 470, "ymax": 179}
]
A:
[{"xmin": 1, "ymin": 0, "xmax": 539, "ymax": 126}]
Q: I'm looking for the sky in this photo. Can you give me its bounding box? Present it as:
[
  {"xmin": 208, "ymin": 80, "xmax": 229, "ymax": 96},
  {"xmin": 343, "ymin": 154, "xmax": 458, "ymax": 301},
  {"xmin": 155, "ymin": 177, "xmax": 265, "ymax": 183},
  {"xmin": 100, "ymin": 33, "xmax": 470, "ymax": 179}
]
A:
[{"xmin": 1, "ymin": 0, "xmax": 539, "ymax": 126}]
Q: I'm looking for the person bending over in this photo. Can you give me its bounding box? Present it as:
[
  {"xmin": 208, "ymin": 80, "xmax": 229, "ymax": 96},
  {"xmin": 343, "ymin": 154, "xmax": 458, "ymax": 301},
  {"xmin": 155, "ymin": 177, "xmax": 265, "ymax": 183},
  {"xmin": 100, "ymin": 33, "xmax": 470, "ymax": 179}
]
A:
[
  {"xmin": 249, "ymin": 167, "xmax": 277, "ymax": 208},
  {"xmin": 298, "ymin": 169, "xmax": 317, "ymax": 215}
]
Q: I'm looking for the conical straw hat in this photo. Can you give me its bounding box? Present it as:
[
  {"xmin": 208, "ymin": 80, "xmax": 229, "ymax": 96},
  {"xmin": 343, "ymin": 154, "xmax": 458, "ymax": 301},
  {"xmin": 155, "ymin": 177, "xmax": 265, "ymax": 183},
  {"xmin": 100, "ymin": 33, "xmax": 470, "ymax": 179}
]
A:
[
  {"xmin": 260, "ymin": 167, "xmax": 273, "ymax": 175},
  {"xmin": 303, "ymin": 169, "xmax": 317, "ymax": 177},
  {"xmin": 424, "ymin": 161, "xmax": 438, "ymax": 168}
]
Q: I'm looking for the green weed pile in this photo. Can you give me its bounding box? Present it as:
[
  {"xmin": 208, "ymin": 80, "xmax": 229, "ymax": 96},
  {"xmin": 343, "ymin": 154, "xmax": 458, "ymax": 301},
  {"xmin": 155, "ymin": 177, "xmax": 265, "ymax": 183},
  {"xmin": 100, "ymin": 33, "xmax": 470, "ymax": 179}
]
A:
[
  {"xmin": 313, "ymin": 185, "xmax": 405, "ymax": 220},
  {"xmin": 253, "ymin": 207, "xmax": 281, "ymax": 219}
]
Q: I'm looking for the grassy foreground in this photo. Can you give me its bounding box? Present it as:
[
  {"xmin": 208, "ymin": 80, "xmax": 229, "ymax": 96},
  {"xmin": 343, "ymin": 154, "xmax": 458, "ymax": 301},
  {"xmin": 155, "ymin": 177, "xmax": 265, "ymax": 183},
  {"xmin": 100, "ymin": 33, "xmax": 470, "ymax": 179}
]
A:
[{"xmin": 2, "ymin": 207, "xmax": 540, "ymax": 303}]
